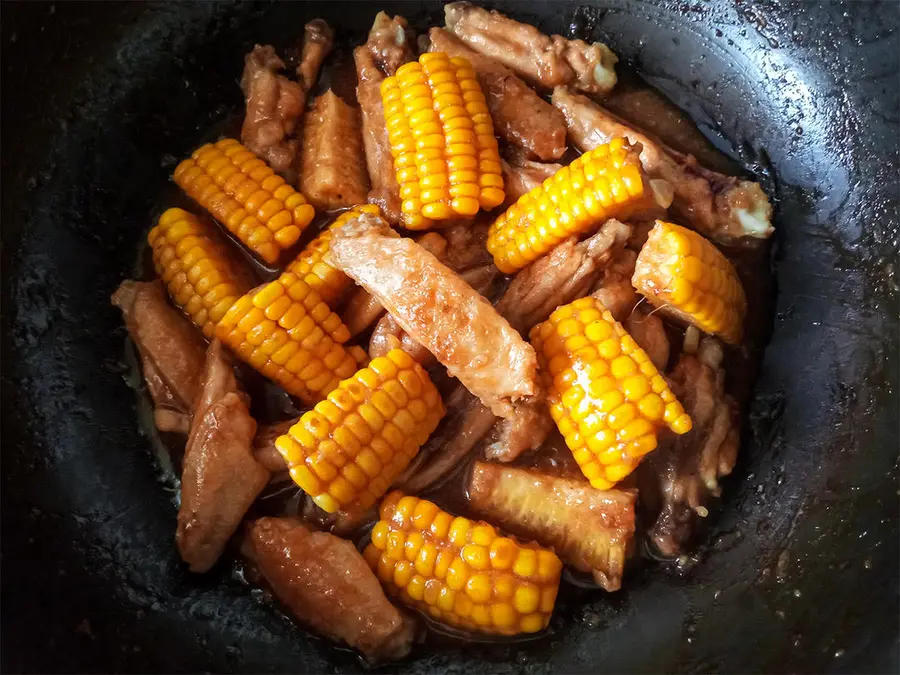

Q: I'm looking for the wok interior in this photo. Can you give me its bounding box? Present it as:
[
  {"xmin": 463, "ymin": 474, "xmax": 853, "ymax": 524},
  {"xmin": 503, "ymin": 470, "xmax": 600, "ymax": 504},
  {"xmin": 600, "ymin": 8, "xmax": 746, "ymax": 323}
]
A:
[{"xmin": 1, "ymin": 1, "xmax": 896, "ymax": 672}]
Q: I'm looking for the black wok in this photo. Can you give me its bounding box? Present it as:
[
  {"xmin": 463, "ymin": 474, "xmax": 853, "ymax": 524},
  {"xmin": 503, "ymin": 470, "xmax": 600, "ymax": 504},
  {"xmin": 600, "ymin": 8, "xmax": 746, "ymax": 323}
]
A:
[{"xmin": 2, "ymin": 1, "xmax": 897, "ymax": 672}]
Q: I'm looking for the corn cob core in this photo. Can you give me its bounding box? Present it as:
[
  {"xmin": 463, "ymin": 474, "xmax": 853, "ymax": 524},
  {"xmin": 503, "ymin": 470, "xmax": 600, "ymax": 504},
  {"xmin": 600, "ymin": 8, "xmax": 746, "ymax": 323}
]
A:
[
  {"xmin": 148, "ymin": 208, "xmax": 253, "ymax": 338},
  {"xmin": 174, "ymin": 138, "xmax": 315, "ymax": 264},
  {"xmin": 364, "ymin": 491, "xmax": 562, "ymax": 635},
  {"xmin": 285, "ymin": 204, "xmax": 382, "ymax": 305},
  {"xmin": 488, "ymin": 138, "xmax": 652, "ymax": 273},
  {"xmin": 381, "ymin": 52, "xmax": 505, "ymax": 230},
  {"xmin": 215, "ymin": 281, "xmax": 359, "ymax": 405},
  {"xmin": 632, "ymin": 221, "xmax": 747, "ymax": 344},
  {"xmin": 276, "ymin": 350, "xmax": 444, "ymax": 513},
  {"xmin": 530, "ymin": 296, "xmax": 692, "ymax": 489}
]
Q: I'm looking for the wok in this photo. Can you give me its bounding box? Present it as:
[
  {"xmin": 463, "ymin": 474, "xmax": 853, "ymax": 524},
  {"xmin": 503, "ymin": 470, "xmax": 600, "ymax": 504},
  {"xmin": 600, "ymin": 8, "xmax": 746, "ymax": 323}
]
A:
[{"xmin": 1, "ymin": 1, "xmax": 897, "ymax": 672}]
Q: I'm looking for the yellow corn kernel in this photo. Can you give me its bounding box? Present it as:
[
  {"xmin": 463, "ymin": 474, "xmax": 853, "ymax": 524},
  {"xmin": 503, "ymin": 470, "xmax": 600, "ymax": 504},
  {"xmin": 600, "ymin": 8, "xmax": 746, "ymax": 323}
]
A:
[
  {"xmin": 216, "ymin": 289, "xmax": 358, "ymax": 404},
  {"xmin": 488, "ymin": 138, "xmax": 656, "ymax": 273},
  {"xmin": 264, "ymin": 271, "xmax": 350, "ymax": 345},
  {"xmin": 381, "ymin": 53, "xmax": 505, "ymax": 229},
  {"xmin": 174, "ymin": 138, "xmax": 315, "ymax": 264},
  {"xmin": 285, "ymin": 204, "xmax": 382, "ymax": 305},
  {"xmin": 275, "ymin": 350, "xmax": 444, "ymax": 513},
  {"xmin": 530, "ymin": 296, "xmax": 692, "ymax": 488},
  {"xmin": 365, "ymin": 491, "xmax": 561, "ymax": 636},
  {"xmin": 148, "ymin": 208, "xmax": 253, "ymax": 337},
  {"xmin": 632, "ymin": 221, "xmax": 748, "ymax": 344}
]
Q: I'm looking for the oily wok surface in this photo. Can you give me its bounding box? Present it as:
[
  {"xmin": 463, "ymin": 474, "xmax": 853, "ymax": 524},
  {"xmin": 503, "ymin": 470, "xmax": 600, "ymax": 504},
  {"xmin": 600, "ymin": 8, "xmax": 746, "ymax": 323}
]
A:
[{"xmin": 1, "ymin": 1, "xmax": 897, "ymax": 672}]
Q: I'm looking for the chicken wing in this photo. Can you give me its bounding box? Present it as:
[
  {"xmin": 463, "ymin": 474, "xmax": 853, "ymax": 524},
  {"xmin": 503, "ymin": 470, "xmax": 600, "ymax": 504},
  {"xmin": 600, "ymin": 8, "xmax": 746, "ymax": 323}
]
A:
[
  {"xmin": 483, "ymin": 398, "xmax": 555, "ymax": 462},
  {"xmin": 552, "ymin": 87, "xmax": 773, "ymax": 243},
  {"xmin": 296, "ymin": 19, "xmax": 334, "ymax": 91},
  {"xmin": 240, "ymin": 45, "xmax": 306, "ymax": 174},
  {"xmin": 299, "ymin": 90, "xmax": 369, "ymax": 210},
  {"xmin": 365, "ymin": 11, "xmax": 416, "ymax": 76},
  {"xmin": 444, "ymin": 2, "xmax": 617, "ymax": 94},
  {"xmin": 111, "ymin": 280, "xmax": 206, "ymax": 432},
  {"xmin": 501, "ymin": 157, "xmax": 563, "ymax": 205},
  {"xmin": 329, "ymin": 212, "xmax": 537, "ymax": 417},
  {"xmin": 638, "ymin": 338, "xmax": 740, "ymax": 556},
  {"xmin": 590, "ymin": 248, "xmax": 639, "ymax": 322},
  {"xmin": 177, "ymin": 340, "xmax": 269, "ymax": 573},
  {"xmin": 624, "ymin": 307, "xmax": 670, "ymax": 372},
  {"xmin": 369, "ymin": 313, "xmax": 435, "ymax": 365},
  {"xmin": 341, "ymin": 285, "xmax": 387, "ymax": 337},
  {"xmin": 143, "ymin": 359, "xmax": 191, "ymax": 434},
  {"xmin": 496, "ymin": 219, "xmax": 632, "ymax": 334},
  {"xmin": 244, "ymin": 517, "xmax": 415, "ymax": 662},
  {"xmin": 252, "ymin": 418, "xmax": 296, "ymax": 473},
  {"xmin": 367, "ymin": 229, "xmax": 500, "ymax": 364},
  {"xmin": 439, "ymin": 220, "xmax": 495, "ymax": 272},
  {"xmin": 395, "ymin": 385, "xmax": 496, "ymax": 493},
  {"xmin": 355, "ymin": 13, "xmax": 416, "ymax": 223}
]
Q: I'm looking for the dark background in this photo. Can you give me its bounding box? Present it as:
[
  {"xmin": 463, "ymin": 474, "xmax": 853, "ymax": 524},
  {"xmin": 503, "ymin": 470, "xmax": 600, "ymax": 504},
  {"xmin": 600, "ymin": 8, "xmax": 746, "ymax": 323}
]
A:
[{"xmin": 2, "ymin": 1, "xmax": 898, "ymax": 673}]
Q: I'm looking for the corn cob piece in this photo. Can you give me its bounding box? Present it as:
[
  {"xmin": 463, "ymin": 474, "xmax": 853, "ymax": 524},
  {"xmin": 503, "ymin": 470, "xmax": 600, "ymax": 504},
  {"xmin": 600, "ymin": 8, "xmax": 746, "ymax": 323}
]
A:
[
  {"xmin": 468, "ymin": 462, "xmax": 636, "ymax": 592},
  {"xmin": 275, "ymin": 349, "xmax": 445, "ymax": 513},
  {"xmin": 299, "ymin": 90, "xmax": 370, "ymax": 211},
  {"xmin": 174, "ymin": 138, "xmax": 315, "ymax": 264},
  {"xmin": 488, "ymin": 137, "xmax": 655, "ymax": 273},
  {"xmin": 266, "ymin": 271, "xmax": 351, "ymax": 344},
  {"xmin": 530, "ymin": 296, "xmax": 692, "ymax": 489},
  {"xmin": 364, "ymin": 491, "xmax": 562, "ymax": 635},
  {"xmin": 285, "ymin": 204, "xmax": 382, "ymax": 305},
  {"xmin": 215, "ymin": 282, "xmax": 359, "ymax": 405},
  {"xmin": 632, "ymin": 221, "xmax": 747, "ymax": 344},
  {"xmin": 381, "ymin": 52, "xmax": 505, "ymax": 229},
  {"xmin": 148, "ymin": 208, "xmax": 254, "ymax": 338}
]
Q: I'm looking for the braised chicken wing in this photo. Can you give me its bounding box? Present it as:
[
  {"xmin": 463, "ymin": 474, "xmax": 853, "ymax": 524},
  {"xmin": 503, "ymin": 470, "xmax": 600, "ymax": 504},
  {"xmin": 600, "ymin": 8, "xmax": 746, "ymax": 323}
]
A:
[
  {"xmin": 444, "ymin": 2, "xmax": 617, "ymax": 94},
  {"xmin": 111, "ymin": 280, "xmax": 206, "ymax": 432},
  {"xmin": 355, "ymin": 13, "xmax": 417, "ymax": 223},
  {"xmin": 329, "ymin": 213, "xmax": 537, "ymax": 417},
  {"xmin": 244, "ymin": 517, "xmax": 415, "ymax": 662},
  {"xmin": 552, "ymin": 87, "xmax": 773, "ymax": 242},
  {"xmin": 177, "ymin": 340, "xmax": 270, "ymax": 573},
  {"xmin": 240, "ymin": 45, "xmax": 306, "ymax": 174},
  {"xmin": 638, "ymin": 338, "xmax": 739, "ymax": 556}
]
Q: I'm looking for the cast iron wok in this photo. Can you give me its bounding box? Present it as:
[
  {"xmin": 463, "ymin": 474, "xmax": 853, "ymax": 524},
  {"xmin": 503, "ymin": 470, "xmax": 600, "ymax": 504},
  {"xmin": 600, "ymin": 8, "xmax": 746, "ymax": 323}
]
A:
[{"xmin": 1, "ymin": 1, "xmax": 897, "ymax": 672}]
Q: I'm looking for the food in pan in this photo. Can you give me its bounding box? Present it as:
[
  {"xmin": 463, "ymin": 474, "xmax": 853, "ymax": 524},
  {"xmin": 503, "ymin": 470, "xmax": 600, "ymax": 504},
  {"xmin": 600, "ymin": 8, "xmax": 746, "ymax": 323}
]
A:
[{"xmin": 112, "ymin": 2, "xmax": 773, "ymax": 662}]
